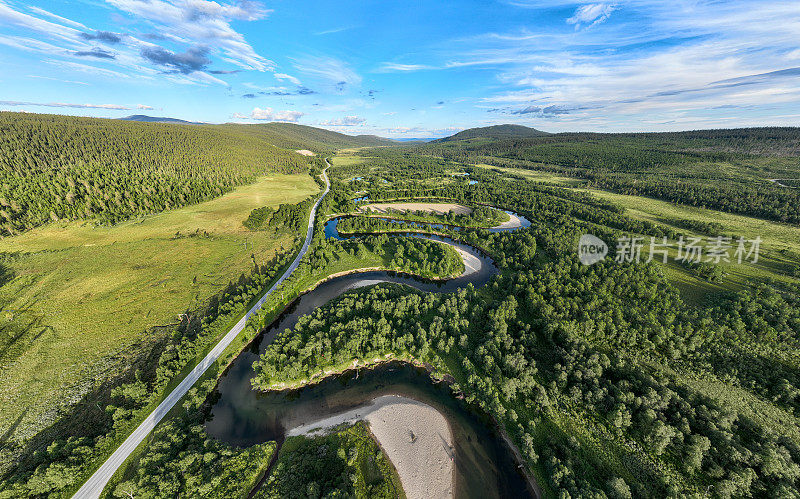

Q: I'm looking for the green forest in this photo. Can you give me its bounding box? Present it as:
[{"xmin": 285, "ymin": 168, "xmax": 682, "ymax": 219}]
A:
[
  {"xmin": 415, "ymin": 128, "xmax": 800, "ymax": 224},
  {"xmin": 250, "ymin": 145, "xmax": 800, "ymax": 497},
  {"xmin": 257, "ymin": 423, "xmax": 403, "ymax": 499},
  {"xmin": 1, "ymin": 120, "xmax": 799, "ymax": 498},
  {"xmin": 0, "ymin": 113, "xmax": 329, "ymax": 234}
]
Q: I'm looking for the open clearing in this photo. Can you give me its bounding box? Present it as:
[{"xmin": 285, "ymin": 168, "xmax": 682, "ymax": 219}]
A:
[
  {"xmin": 360, "ymin": 202, "xmax": 472, "ymax": 215},
  {"xmin": 475, "ymin": 164, "xmax": 584, "ymax": 187},
  {"xmin": 0, "ymin": 173, "xmax": 319, "ymax": 442},
  {"xmin": 482, "ymin": 164, "xmax": 800, "ymax": 302},
  {"xmin": 289, "ymin": 395, "xmax": 454, "ymax": 499}
]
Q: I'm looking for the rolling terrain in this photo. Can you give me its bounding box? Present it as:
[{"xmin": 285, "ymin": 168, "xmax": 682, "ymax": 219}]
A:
[
  {"xmin": 1, "ymin": 120, "xmax": 799, "ymax": 498},
  {"xmin": 0, "ymin": 114, "xmax": 390, "ymax": 496}
]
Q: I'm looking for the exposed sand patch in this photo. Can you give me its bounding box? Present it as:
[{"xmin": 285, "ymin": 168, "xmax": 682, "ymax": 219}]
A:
[
  {"xmin": 361, "ymin": 202, "xmax": 472, "ymax": 215},
  {"xmin": 295, "ymin": 149, "xmax": 316, "ymax": 156},
  {"xmin": 287, "ymin": 395, "xmax": 454, "ymax": 499},
  {"xmin": 493, "ymin": 210, "xmax": 528, "ymax": 229},
  {"xmin": 452, "ymin": 243, "xmax": 482, "ymax": 276}
]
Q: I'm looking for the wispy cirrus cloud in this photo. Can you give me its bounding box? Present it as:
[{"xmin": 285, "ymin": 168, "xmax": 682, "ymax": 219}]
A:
[
  {"xmin": 390, "ymin": 0, "xmax": 800, "ymax": 129},
  {"xmin": 27, "ymin": 6, "xmax": 87, "ymax": 30},
  {"xmin": 46, "ymin": 59, "xmax": 132, "ymax": 80},
  {"xmin": 375, "ymin": 63, "xmax": 434, "ymax": 73},
  {"xmin": 105, "ymin": 0, "xmax": 274, "ymax": 71},
  {"xmin": 274, "ymin": 72, "xmax": 301, "ymax": 85},
  {"xmin": 26, "ymin": 75, "xmax": 89, "ymax": 85},
  {"xmin": 567, "ymin": 3, "xmax": 616, "ymax": 28},
  {"xmin": 0, "ymin": 100, "xmax": 132, "ymax": 110},
  {"xmin": 292, "ymin": 55, "xmax": 361, "ymax": 90},
  {"xmin": 0, "ymin": 33, "xmax": 69, "ymax": 54},
  {"xmin": 0, "ymin": 1, "xmax": 80, "ymax": 42},
  {"xmin": 314, "ymin": 26, "xmax": 355, "ymax": 36}
]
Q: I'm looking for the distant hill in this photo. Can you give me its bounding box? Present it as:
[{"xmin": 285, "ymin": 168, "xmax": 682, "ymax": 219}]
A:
[
  {"xmin": 435, "ymin": 124, "xmax": 549, "ymax": 142},
  {"xmin": 117, "ymin": 117, "xmax": 396, "ymax": 151},
  {"xmin": 119, "ymin": 115, "xmax": 199, "ymax": 124},
  {"xmin": 231, "ymin": 122, "xmax": 397, "ymax": 152}
]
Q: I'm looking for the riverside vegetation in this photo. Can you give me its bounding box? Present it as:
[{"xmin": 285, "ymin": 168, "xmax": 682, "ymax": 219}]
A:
[
  {"xmin": 1, "ymin": 120, "xmax": 799, "ymax": 498},
  {"xmin": 250, "ymin": 144, "xmax": 800, "ymax": 497},
  {"xmin": 0, "ymin": 113, "xmax": 386, "ymax": 496}
]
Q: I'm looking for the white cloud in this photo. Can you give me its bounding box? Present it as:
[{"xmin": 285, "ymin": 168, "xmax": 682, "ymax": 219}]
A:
[
  {"xmin": 0, "ymin": 1, "xmax": 81, "ymax": 42},
  {"xmin": 27, "ymin": 6, "xmax": 87, "ymax": 30},
  {"xmin": 235, "ymin": 107, "xmax": 304, "ymax": 122},
  {"xmin": 376, "ymin": 63, "xmax": 434, "ymax": 72},
  {"xmin": 292, "ymin": 55, "xmax": 361, "ymax": 87},
  {"xmin": 567, "ymin": 3, "xmax": 616, "ymax": 28},
  {"xmin": 105, "ymin": 0, "xmax": 274, "ymax": 71},
  {"xmin": 274, "ymin": 72, "xmax": 301, "ymax": 85},
  {"xmin": 0, "ymin": 100, "xmax": 130, "ymax": 110},
  {"xmin": 137, "ymin": 104, "xmax": 154, "ymax": 110},
  {"xmin": 319, "ymin": 116, "xmax": 366, "ymax": 126}
]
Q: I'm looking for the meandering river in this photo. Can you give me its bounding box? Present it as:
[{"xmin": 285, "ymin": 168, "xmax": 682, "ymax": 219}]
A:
[{"xmin": 205, "ymin": 209, "xmax": 536, "ymax": 498}]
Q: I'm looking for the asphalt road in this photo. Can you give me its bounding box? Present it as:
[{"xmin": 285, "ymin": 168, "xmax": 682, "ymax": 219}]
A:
[{"xmin": 73, "ymin": 164, "xmax": 330, "ymax": 498}]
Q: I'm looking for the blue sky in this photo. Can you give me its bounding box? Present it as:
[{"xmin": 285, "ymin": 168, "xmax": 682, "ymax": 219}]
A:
[{"xmin": 1, "ymin": 0, "xmax": 799, "ymax": 138}]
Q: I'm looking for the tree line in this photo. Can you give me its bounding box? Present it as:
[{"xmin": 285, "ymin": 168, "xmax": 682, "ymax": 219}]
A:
[
  {"xmin": 0, "ymin": 112, "xmax": 319, "ymax": 235},
  {"xmin": 250, "ymin": 156, "xmax": 800, "ymax": 497}
]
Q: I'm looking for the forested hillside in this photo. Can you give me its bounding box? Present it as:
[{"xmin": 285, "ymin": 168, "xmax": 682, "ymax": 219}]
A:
[
  {"xmin": 421, "ymin": 128, "xmax": 800, "ymax": 224},
  {"xmin": 244, "ymin": 122, "xmax": 396, "ymax": 150},
  {"xmin": 0, "ymin": 113, "xmax": 388, "ymax": 235},
  {"xmin": 435, "ymin": 124, "xmax": 549, "ymax": 142}
]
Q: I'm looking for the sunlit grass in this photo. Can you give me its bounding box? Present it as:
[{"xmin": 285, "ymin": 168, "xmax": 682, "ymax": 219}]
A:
[{"xmin": 0, "ymin": 173, "xmax": 319, "ymax": 438}]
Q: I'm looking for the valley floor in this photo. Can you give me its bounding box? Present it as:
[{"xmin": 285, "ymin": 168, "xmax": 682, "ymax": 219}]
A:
[{"xmin": 0, "ymin": 173, "xmax": 319, "ymax": 444}]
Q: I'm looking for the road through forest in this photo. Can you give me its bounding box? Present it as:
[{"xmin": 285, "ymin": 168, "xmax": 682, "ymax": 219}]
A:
[{"xmin": 73, "ymin": 163, "xmax": 331, "ymax": 498}]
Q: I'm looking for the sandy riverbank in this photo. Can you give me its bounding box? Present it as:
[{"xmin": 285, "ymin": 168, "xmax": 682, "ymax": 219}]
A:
[
  {"xmin": 493, "ymin": 211, "xmax": 526, "ymax": 229},
  {"xmin": 361, "ymin": 202, "xmax": 472, "ymax": 215},
  {"xmin": 287, "ymin": 394, "xmax": 455, "ymax": 499}
]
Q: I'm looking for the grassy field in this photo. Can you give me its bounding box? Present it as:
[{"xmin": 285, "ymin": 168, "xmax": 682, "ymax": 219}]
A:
[
  {"xmin": 330, "ymin": 153, "xmax": 368, "ymax": 168},
  {"xmin": 0, "ymin": 173, "xmax": 319, "ymax": 442},
  {"xmin": 479, "ymin": 164, "xmax": 800, "ymax": 303},
  {"xmin": 474, "ymin": 164, "xmax": 585, "ymax": 187},
  {"xmin": 580, "ymin": 186, "xmax": 800, "ymax": 302}
]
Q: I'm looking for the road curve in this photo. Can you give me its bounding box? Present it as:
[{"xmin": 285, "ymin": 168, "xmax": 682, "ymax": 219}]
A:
[{"xmin": 73, "ymin": 164, "xmax": 331, "ymax": 498}]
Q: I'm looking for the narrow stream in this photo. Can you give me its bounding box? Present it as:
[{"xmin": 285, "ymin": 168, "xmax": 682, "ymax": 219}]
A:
[{"xmin": 204, "ymin": 209, "xmax": 535, "ymax": 498}]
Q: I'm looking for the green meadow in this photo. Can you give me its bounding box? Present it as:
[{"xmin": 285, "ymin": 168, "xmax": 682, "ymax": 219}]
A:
[
  {"xmin": 0, "ymin": 173, "xmax": 319, "ymax": 442},
  {"xmin": 478, "ymin": 164, "xmax": 800, "ymax": 303}
]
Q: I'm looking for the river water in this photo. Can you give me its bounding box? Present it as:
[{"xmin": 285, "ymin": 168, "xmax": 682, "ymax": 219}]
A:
[{"xmin": 204, "ymin": 210, "xmax": 535, "ymax": 498}]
